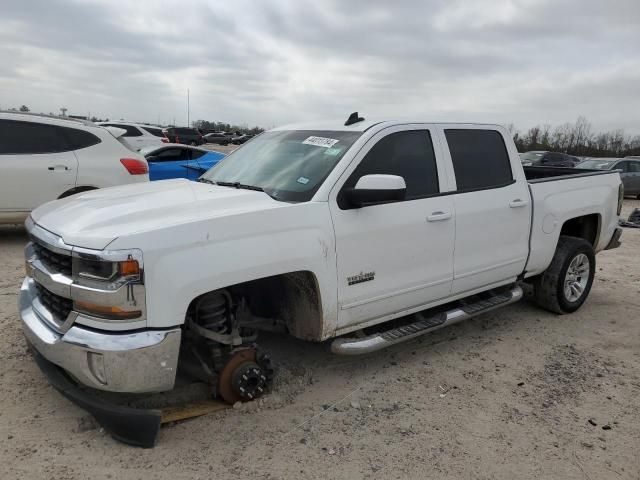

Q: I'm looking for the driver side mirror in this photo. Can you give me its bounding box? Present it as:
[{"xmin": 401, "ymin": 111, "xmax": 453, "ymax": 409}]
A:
[{"xmin": 345, "ymin": 174, "xmax": 406, "ymax": 208}]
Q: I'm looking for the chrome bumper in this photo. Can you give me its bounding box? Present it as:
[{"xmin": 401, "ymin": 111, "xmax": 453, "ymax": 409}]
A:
[{"xmin": 19, "ymin": 277, "xmax": 181, "ymax": 393}]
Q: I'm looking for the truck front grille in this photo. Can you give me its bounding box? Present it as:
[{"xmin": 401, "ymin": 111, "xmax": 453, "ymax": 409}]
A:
[
  {"xmin": 35, "ymin": 283, "xmax": 73, "ymax": 321},
  {"xmin": 32, "ymin": 242, "xmax": 72, "ymax": 276}
]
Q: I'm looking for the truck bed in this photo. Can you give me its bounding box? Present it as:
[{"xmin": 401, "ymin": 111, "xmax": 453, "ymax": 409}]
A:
[{"xmin": 523, "ymin": 166, "xmax": 615, "ymax": 183}]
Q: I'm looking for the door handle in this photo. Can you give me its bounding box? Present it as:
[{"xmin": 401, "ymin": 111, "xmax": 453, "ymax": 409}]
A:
[
  {"xmin": 48, "ymin": 165, "xmax": 70, "ymax": 171},
  {"xmin": 509, "ymin": 199, "xmax": 529, "ymax": 208},
  {"xmin": 427, "ymin": 211, "xmax": 452, "ymax": 222}
]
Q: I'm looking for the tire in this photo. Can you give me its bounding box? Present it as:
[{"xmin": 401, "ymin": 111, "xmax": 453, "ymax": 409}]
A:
[{"xmin": 533, "ymin": 236, "xmax": 595, "ymax": 314}]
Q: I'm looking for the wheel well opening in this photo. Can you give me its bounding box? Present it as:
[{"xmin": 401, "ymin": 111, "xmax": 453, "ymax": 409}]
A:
[
  {"xmin": 186, "ymin": 271, "xmax": 324, "ymax": 341},
  {"xmin": 560, "ymin": 214, "xmax": 600, "ymax": 246}
]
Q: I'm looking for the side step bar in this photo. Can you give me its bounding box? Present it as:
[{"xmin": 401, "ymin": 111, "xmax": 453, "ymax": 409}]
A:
[{"xmin": 331, "ymin": 285, "xmax": 523, "ymax": 355}]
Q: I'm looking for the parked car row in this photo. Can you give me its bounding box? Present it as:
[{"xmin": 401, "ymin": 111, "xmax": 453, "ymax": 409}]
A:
[
  {"xmin": 0, "ymin": 112, "xmax": 231, "ymax": 224},
  {"xmin": 576, "ymin": 157, "xmax": 640, "ymax": 197},
  {"xmin": 518, "ymin": 150, "xmax": 640, "ymax": 197},
  {"xmin": 203, "ymin": 131, "xmax": 255, "ymax": 145}
]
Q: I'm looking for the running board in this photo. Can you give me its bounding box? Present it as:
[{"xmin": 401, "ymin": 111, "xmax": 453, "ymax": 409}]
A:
[{"xmin": 331, "ymin": 285, "xmax": 523, "ymax": 355}]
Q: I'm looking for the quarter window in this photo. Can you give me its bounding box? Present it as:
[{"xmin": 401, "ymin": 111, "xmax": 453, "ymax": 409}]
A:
[
  {"xmin": 445, "ymin": 129, "xmax": 513, "ymax": 191},
  {"xmin": 340, "ymin": 130, "xmax": 439, "ymax": 208}
]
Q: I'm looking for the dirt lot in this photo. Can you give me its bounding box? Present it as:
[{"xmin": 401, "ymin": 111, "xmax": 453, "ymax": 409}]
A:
[{"xmin": 1, "ymin": 201, "xmax": 639, "ymax": 480}]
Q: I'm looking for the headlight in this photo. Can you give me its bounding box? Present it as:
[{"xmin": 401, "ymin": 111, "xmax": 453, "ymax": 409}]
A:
[
  {"xmin": 72, "ymin": 254, "xmax": 141, "ymax": 288},
  {"xmin": 71, "ymin": 248, "xmax": 144, "ymax": 320}
]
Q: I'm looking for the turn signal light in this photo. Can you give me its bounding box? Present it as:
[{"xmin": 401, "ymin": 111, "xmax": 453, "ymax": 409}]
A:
[
  {"xmin": 74, "ymin": 300, "xmax": 141, "ymax": 320},
  {"xmin": 120, "ymin": 158, "xmax": 148, "ymax": 175},
  {"xmin": 118, "ymin": 259, "xmax": 140, "ymax": 277}
]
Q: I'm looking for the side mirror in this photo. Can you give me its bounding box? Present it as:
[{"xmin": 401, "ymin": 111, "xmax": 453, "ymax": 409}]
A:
[{"xmin": 345, "ymin": 174, "xmax": 406, "ymax": 208}]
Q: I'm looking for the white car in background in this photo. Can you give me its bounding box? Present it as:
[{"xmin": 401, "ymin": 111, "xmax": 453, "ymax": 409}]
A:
[
  {"xmin": 97, "ymin": 121, "xmax": 167, "ymax": 150},
  {"xmin": 0, "ymin": 112, "xmax": 149, "ymax": 225}
]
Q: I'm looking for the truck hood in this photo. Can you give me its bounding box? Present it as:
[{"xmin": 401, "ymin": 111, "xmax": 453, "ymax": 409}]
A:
[{"xmin": 31, "ymin": 179, "xmax": 286, "ymax": 250}]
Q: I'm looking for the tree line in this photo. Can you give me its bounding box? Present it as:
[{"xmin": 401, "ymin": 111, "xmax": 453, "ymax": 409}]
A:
[
  {"xmin": 511, "ymin": 116, "xmax": 640, "ymax": 158},
  {"xmin": 193, "ymin": 119, "xmax": 264, "ymax": 135}
]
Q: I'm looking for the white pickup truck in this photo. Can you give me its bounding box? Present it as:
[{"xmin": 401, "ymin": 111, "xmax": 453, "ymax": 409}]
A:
[{"xmin": 19, "ymin": 114, "xmax": 623, "ymax": 444}]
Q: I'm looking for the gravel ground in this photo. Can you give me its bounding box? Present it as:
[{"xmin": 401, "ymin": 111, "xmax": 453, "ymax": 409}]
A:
[{"xmin": 0, "ymin": 200, "xmax": 639, "ymax": 480}]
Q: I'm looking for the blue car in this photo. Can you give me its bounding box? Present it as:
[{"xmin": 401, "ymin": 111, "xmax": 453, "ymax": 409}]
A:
[{"xmin": 140, "ymin": 144, "xmax": 225, "ymax": 181}]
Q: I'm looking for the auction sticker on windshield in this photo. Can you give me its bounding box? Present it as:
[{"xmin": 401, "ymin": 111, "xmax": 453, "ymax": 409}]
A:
[{"xmin": 302, "ymin": 136, "xmax": 339, "ymax": 148}]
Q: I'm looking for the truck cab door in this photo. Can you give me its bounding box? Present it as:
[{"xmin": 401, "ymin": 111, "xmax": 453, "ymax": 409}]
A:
[
  {"xmin": 329, "ymin": 126, "xmax": 455, "ymax": 331},
  {"xmin": 438, "ymin": 127, "xmax": 531, "ymax": 295}
]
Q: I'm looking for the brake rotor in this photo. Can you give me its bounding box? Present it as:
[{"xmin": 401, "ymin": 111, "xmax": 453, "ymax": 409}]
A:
[{"xmin": 217, "ymin": 349, "xmax": 259, "ymax": 404}]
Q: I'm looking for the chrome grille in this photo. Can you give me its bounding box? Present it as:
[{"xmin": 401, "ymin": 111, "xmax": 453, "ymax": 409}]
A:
[
  {"xmin": 32, "ymin": 241, "xmax": 72, "ymax": 276},
  {"xmin": 35, "ymin": 283, "xmax": 73, "ymax": 321}
]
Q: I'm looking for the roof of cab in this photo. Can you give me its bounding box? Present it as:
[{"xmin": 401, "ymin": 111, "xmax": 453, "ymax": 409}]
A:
[{"xmin": 271, "ymin": 119, "xmax": 505, "ymax": 133}]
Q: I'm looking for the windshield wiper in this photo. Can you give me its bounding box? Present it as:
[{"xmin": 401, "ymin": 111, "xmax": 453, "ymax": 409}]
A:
[
  {"xmin": 197, "ymin": 178, "xmax": 216, "ymax": 185},
  {"xmin": 214, "ymin": 181, "xmax": 265, "ymax": 192}
]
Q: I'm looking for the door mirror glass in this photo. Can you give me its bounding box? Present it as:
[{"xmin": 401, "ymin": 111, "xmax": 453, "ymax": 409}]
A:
[{"xmin": 346, "ymin": 174, "xmax": 406, "ymax": 208}]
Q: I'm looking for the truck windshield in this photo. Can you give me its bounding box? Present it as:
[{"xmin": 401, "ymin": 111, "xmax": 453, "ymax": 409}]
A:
[{"xmin": 200, "ymin": 130, "xmax": 362, "ymax": 202}]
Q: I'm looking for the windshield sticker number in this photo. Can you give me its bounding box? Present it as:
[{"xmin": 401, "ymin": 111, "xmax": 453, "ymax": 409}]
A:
[
  {"xmin": 297, "ymin": 176, "xmax": 310, "ymax": 185},
  {"xmin": 302, "ymin": 136, "xmax": 339, "ymax": 148}
]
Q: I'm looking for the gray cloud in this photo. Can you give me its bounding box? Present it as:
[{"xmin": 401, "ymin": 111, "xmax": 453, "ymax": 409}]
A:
[{"xmin": 0, "ymin": 0, "xmax": 638, "ymax": 133}]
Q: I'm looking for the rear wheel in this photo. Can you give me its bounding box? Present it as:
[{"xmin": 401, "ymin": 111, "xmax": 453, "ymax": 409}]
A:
[{"xmin": 533, "ymin": 236, "xmax": 595, "ymax": 314}]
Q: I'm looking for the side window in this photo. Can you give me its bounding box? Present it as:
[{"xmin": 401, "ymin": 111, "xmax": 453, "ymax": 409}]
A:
[
  {"xmin": 154, "ymin": 148, "xmax": 184, "ymax": 161},
  {"xmin": 445, "ymin": 129, "xmax": 513, "ymax": 191},
  {"xmin": 615, "ymin": 162, "xmax": 629, "ymax": 172},
  {"xmin": 340, "ymin": 130, "xmax": 439, "ymax": 208},
  {"xmin": 0, "ymin": 119, "xmax": 98, "ymax": 154},
  {"xmin": 629, "ymin": 162, "xmax": 640, "ymax": 173},
  {"xmin": 190, "ymin": 150, "xmax": 205, "ymax": 160}
]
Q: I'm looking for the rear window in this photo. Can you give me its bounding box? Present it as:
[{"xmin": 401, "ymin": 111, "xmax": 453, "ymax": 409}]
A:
[
  {"xmin": 142, "ymin": 127, "xmax": 165, "ymax": 137},
  {"xmin": 0, "ymin": 119, "xmax": 101, "ymax": 154},
  {"xmin": 445, "ymin": 129, "xmax": 513, "ymax": 191},
  {"xmin": 102, "ymin": 123, "xmax": 142, "ymax": 137}
]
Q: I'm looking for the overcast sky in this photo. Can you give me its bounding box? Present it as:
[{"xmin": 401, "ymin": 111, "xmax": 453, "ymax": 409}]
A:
[{"xmin": 1, "ymin": 0, "xmax": 639, "ymax": 134}]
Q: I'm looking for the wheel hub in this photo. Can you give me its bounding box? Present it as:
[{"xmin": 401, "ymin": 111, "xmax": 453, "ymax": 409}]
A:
[
  {"xmin": 564, "ymin": 253, "xmax": 590, "ymax": 302},
  {"xmin": 231, "ymin": 362, "xmax": 267, "ymax": 400},
  {"xmin": 217, "ymin": 349, "xmax": 273, "ymax": 404}
]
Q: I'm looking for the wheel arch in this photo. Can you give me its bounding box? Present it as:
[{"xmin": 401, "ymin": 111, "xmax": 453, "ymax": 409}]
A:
[
  {"xmin": 558, "ymin": 213, "xmax": 601, "ymax": 247},
  {"xmin": 185, "ymin": 270, "xmax": 325, "ymax": 341}
]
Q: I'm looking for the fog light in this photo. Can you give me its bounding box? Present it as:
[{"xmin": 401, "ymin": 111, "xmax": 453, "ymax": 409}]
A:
[{"xmin": 87, "ymin": 352, "xmax": 107, "ymax": 385}]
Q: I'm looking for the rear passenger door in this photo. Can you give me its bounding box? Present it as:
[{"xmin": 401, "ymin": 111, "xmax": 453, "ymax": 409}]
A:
[
  {"xmin": 441, "ymin": 127, "xmax": 531, "ymax": 295},
  {"xmin": 0, "ymin": 119, "xmax": 78, "ymax": 212},
  {"xmin": 330, "ymin": 126, "xmax": 455, "ymax": 329}
]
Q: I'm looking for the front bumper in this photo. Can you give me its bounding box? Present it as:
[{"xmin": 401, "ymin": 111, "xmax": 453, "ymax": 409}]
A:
[{"xmin": 19, "ymin": 277, "xmax": 181, "ymax": 393}]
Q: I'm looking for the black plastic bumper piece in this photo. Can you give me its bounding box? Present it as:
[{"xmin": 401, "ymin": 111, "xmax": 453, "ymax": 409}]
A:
[
  {"xmin": 30, "ymin": 346, "xmax": 162, "ymax": 448},
  {"xmin": 605, "ymin": 227, "xmax": 623, "ymax": 250}
]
